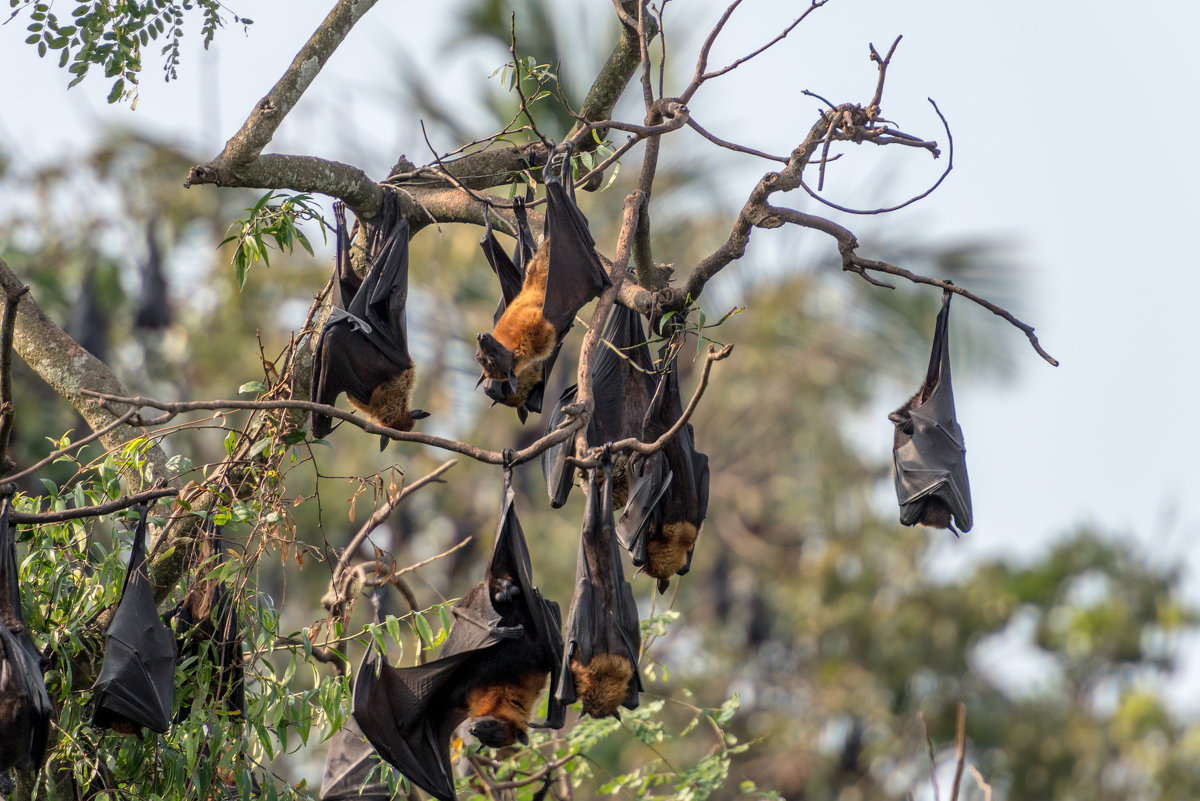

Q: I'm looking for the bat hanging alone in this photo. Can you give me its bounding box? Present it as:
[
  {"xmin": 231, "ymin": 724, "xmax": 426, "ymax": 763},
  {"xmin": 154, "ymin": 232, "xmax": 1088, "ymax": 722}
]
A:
[
  {"xmin": 92, "ymin": 505, "xmax": 178, "ymax": 736},
  {"xmin": 352, "ymin": 474, "xmax": 564, "ymax": 801},
  {"xmin": 477, "ymin": 195, "xmax": 550, "ymax": 421},
  {"xmin": 475, "ymin": 144, "xmax": 610, "ymax": 410},
  {"xmin": 311, "ymin": 194, "xmax": 429, "ymax": 449},
  {"xmin": 0, "ymin": 498, "xmax": 52, "ymax": 772},
  {"xmin": 617, "ymin": 320, "xmax": 711, "ymax": 594},
  {"xmin": 888, "ymin": 288, "xmax": 973, "ymax": 533},
  {"xmin": 554, "ymin": 452, "xmax": 642, "ymax": 720},
  {"xmin": 541, "ymin": 302, "xmax": 658, "ymax": 509},
  {"xmin": 165, "ymin": 519, "xmax": 245, "ymax": 718}
]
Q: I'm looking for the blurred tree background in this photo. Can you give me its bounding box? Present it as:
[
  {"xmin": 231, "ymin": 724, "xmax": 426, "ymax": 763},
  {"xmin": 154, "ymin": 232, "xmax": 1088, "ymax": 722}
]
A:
[{"xmin": 2, "ymin": 1, "xmax": 1199, "ymax": 800}]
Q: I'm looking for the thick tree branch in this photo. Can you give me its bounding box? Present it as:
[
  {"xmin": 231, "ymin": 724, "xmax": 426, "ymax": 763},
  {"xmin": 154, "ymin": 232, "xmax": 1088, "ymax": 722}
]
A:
[{"xmin": 0, "ymin": 279, "xmax": 29, "ymax": 474}]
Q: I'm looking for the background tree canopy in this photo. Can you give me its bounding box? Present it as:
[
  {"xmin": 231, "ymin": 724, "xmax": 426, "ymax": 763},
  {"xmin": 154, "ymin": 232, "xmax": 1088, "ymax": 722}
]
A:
[{"xmin": 1, "ymin": 2, "xmax": 1199, "ymax": 801}]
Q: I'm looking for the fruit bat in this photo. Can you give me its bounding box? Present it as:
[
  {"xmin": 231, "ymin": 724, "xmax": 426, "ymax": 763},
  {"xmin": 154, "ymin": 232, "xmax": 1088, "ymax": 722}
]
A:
[
  {"xmin": 478, "ymin": 196, "xmax": 550, "ymax": 421},
  {"xmin": 0, "ymin": 498, "xmax": 52, "ymax": 772},
  {"xmin": 352, "ymin": 475, "xmax": 564, "ymax": 801},
  {"xmin": 312, "ymin": 194, "xmax": 429, "ymax": 448},
  {"xmin": 320, "ymin": 716, "xmax": 395, "ymax": 801},
  {"xmin": 617, "ymin": 323, "xmax": 711, "ymax": 594},
  {"xmin": 475, "ymin": 144, "xmax": 611, "ymax": 409},
  {"xmin": 888, "ymin": 289, "xmax": 972, "ymax": 533},
  {"xmin": 541, "ymin": 303, "xmax": 657, "ymax": 508},
  {"xmin": 554, "ymin": 454, "xmax": 642, "ymax": 719},
  {"xmin": 166, "ymin": 520, "xmax": 244, "ymax": 717},
  {"xmin": 92, "ymin": 505, "xmax": 178, "ymax": 735},
  {"xmin": 135, "ymin": 218, "xmax": 171, "ymax": 330}
]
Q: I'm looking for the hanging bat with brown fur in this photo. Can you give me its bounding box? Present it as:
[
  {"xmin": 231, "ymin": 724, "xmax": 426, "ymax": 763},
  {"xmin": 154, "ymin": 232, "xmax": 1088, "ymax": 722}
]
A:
[
  {"xmin": 166, "ymin": 519, "xmax": 245, "ymax": 718},
  {"xmin": 0, "ymin": 498, "xmax": 52, "ymax": 772},
  {"xmin": 312, "ymin": 194, "xmax": 429, "ymax": 449},
  {"xmin": 617, "ymin": 321, "xmax": 711, "ymax": 594},
  {"xmin": 553, "ymin": 453, "xmax": 642, "ymax": 720},
  {"xmin": 353, "ymin": 475, "xmax": 564, "ymax": 801},
  {"xmin": 475, "ymin": 144, "xmax": 610, "ymax": 410},
  {"xmin": 92, "ymin": 505, "xmax": 177, "ymax": 735},
  {"xmin": 888, "ymin": 289, "xmax": 972, "ymax": 533},
  {"xmin": 477, "ymin": 195, "xmax": 548, "ymax": 421}
]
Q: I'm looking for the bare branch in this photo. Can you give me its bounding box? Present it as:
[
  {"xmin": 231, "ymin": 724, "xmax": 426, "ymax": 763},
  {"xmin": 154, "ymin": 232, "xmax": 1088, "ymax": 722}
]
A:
[
  {"xmin": 8, "ymin": 486, "xmax": 179, "ymax": 524},
  {"xmin": 949, "ymin": 703, "xmax": 968, "ymax": 801},
  {"xmin": 4, "ymin": 409, "xmax": 139, "ymax": 485},
  {"xmin": 685, "ymin": 117, "xmax": 789, "ymax": 163},
  {"xmin": 917, "ymin": 711, "xmax": 941, "ymax": 801}
]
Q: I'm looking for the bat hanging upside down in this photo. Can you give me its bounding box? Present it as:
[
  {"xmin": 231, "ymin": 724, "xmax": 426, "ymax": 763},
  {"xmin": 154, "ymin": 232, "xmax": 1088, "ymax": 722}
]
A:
[{"xmin": 475, "ymin": 143, "xmax": 610, "ymax": 413}]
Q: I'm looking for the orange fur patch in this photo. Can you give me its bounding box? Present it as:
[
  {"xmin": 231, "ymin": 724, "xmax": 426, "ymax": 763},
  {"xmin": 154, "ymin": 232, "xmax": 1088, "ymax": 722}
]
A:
[
  {"xmin": 465, "ymin": 671, "xmax": 549, "ymax": 731},
  {"xmin": 348, "ymin": 368, "xmax": 418, "ymax": 431},
  {"xmin": 645, "ymin": 522, "xmax": 699, "ymax": 579},
  {"xmin": 570, "ymin": 653, "xmax": 633, "ymax": 718},
  {"xmin": 490, "ymin": 241, "xmax": 556, "ymax": 376}
]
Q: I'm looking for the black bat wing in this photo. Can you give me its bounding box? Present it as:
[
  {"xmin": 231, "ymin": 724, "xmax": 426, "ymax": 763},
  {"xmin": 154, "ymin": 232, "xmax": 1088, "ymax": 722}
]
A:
[
  {"xmin": 540, "ymin": 148, "xmax": 611, "ymax": 338},
  {"xmin": 541, "ymin": 383, "xmax": 581, "ymax": 509},
  {"xmin": 311, "ymin": 193, "xmax": 414, "ymax": 438},
  {"xmin": 93, "ymin": 506, "xmax": 177, "ymax": 734},
  {"xmin": 892, "ymin": 290, "xmax": 973, "ymax": 532},
  {"xmin": 489, "ymin": 476, "xmax": 565, "ymax": 728},
  {"xmin": 615, "ymin": 450, "xmax": 670, "ymax": 566},
  {"xmin": 0, "ymin": 499, "xmax": 52, "ymax": 771},
  {"xmin": 352, "ymin": 645, "xmax": 465, "ymax": 801},
  {"xmin": 319, "ymin": 716, "xmax": 394, "ymax": 801},
  {"xmin": 555, "ymin": 457, "xmax": 642, "ymax": 716}
]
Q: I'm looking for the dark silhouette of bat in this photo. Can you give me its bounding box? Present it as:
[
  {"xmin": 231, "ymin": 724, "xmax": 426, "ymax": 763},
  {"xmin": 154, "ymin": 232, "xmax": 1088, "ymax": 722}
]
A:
[
  {"xmin": 541, "ymin": 303, "xmax": 657, "ymax": 508},
  {"xmin": 352, "ymin": 475, "xmax": 564, "ymax": 801},
  {"xmin": 319, "ymin": 716, "xmax": 395, "ymax": 801},
  {"xmin": 134, "ymin": 218, "xmax": 171, "ymax": 330},
  {"xmin": 92, "ymin": 505, "xmax": 177, "ymax": 735},
  {"xmin": 888, "ymin": 289, "xmax": 972, "ymax": 533},
  {"xmin": 477, "ymin": 196, "xmax": 552, "ymax": 421},
  {"xmin": 165, "ymin": 520, "xmax": 244, "ymax": 718},
  {"xmin": 554, "ymin": 453, "xmax": 642, "ymax": 719},
  {"xmin": 475, "ymin": 145, "xmax": 610, "ymax": 409},
  {"xmin": 0, "ymin": 498, "xmax": 52, "ymax": 772},
  {"xmin": 617, "ymin": 322, "xmax": 710, "ymax": 594},
  {"xmin": 312, "ymin": 194, "xmax": 429, "ymax": 449}
]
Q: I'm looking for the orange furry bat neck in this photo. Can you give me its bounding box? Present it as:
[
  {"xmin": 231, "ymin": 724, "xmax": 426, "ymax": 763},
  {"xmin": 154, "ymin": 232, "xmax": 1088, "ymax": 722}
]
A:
[
  {"xmin": 346, "ymin": 368, "xmax": 423, "ymax": 432},
  {"xmin": 644, "ymin": 521, "xmax": 699, "ymax": 581},
  {"xmin": 464, "ymin": 671, "xmax": 548, "ymax": 747},
  {"xmin": 483, "ymin": 240, "xmax": 557, "ymax": 380},
  {"xmin": 569, "ymin": 653, "xmax": 634, "ymax": 719}
]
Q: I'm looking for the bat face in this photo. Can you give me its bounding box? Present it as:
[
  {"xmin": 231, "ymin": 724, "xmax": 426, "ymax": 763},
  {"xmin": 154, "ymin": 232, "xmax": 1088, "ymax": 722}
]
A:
[
  {"xmin": 353, "ymin": 477, "xmax": 563, "ymax": 801},
  {"xmin": 890, "ymin": 290, "xmax": 972, "ymax": 533},
  {"xmin": 0, "ymin": 499, "xmax": 52, "ymax": 771},
  {"xmin": 312, "ymin": 192, "xmax": 428, "ymax": 440},
  {"xmin": 92, "ymin": 506, "xmax": 178, "ymax": 736},
  {"xmin": 475, "ymin": 144, "xmax": 610, "ymax": 413},
  {"xmin": 554, "ymin": 457, "xmax": 643, "ymax": 720}
]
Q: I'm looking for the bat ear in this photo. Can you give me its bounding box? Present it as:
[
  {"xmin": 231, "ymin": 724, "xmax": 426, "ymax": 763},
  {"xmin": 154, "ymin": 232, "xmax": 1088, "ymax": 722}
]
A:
[
  {"xmin": 516, "ymin": 729, "xmax": 529, "ymax": 746},
  {"xmin": 656, "ymin": 577, "xmax": 670, "ymax": 595},
  {"xmin": 378, "ymin": 435, "xmax": 389, "ymax": 452},
  {"xmin": 410, "ymin": 409, "xmax": 431, "ymax": 420}
]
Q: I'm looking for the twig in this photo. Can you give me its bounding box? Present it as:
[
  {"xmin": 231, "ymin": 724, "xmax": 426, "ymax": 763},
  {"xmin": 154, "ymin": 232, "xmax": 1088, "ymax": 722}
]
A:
[
  {"xmin": 8, "ymin": 485, "xmax": 179, "ymax": 524},
  {"xmin": 867, "ymin": 35, "xmax": 903, "ymax": 114},
  {"xmin": 949, "ymin": 703, "xmax": 967, "ymax": 801},
  {"xmin": 510, "ymin": 14, "xmax": 554, "ymax": 149},
  {"xmin": 969, "ymin": 766, "xmax": 993, "ymax": 801},
  {"xmin": 685, "ymin": 117, "xmax": 789, "ymax": 163},
  {"xmin": 917, "ymin": 711, "xmax": 940, "ymax": 801},
  {"xmin": 4, "ymin": 409, "xmax": 139, "ymax": 484},
  {"xmin": 0, "ymin": 282, "xmax": 28, "ymax": 474}
]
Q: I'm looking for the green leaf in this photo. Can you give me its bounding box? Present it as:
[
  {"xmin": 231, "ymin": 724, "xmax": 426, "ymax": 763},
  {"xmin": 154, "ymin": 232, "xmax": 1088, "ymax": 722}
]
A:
[
  {"xmin": 223, "ymin": 430, "xmax": 238, "ymax": 456},
  {"xmin": 238, "ymin": 380, "xmax": 267, "ymax": 395}
]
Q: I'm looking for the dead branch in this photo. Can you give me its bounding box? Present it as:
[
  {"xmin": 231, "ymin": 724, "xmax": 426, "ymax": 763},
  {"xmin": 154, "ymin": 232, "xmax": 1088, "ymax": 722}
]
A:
[{"xmin": 8, "ymin": 485, "xmax": 180, "ymax": 524}]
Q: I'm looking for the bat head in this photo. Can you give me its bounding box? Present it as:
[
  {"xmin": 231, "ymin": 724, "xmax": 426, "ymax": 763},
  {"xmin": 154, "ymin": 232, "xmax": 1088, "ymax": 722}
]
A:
[
  {"xmin": 475, "ymin": 333, "xmax": 515, "ymax": 382},
  {"xmin": 469, "ymin": 715, "xmax": 528, "ymax": 748}
]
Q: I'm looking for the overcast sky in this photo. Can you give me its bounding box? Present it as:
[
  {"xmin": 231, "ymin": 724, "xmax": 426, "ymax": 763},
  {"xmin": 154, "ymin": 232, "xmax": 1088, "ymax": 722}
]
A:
[{"xmin": 3, "ymin": 0, "xmax": 1198, "ymax": 707}]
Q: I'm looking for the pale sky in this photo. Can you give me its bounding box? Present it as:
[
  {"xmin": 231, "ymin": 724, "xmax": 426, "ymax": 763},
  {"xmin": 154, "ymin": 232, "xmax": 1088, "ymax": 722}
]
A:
[{"xmin": 3, "ymin": 0, "xmax": 1198, "ymax": 707}]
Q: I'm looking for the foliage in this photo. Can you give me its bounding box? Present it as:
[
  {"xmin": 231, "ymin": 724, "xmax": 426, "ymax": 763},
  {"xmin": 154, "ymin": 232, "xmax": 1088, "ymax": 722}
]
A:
[
  {"xmin": 220, "ymin": 192, "xmax": 324, "ymax": 290},
  {"xmin": 9, "ymin": 0, "xmax": 251, "ymax": 105}
]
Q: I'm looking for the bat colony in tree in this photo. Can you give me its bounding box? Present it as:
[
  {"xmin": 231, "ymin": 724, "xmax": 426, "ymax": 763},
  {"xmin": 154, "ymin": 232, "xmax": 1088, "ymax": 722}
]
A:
[{"xmin": 0, "ymin": 135, "xmax": 972, "ymax": 798}]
